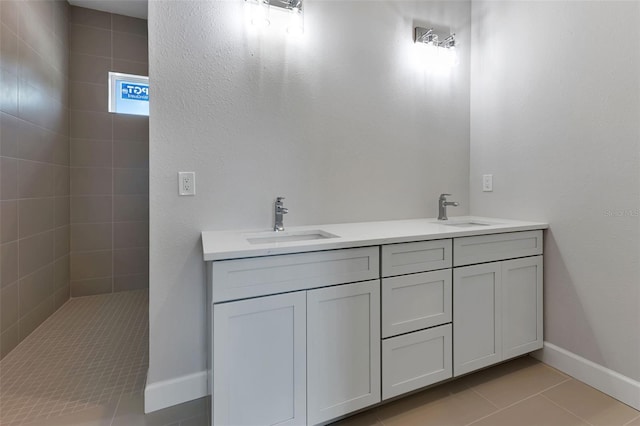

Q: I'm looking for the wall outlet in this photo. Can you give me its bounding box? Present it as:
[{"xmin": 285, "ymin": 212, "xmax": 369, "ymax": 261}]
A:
[
  {"xmin": 179, "ymin": 172, "xmax": 196, "ymax": 196},
  {"xmin": 482, "ymin": 174, "xmax": 493, "ymax": 192}
]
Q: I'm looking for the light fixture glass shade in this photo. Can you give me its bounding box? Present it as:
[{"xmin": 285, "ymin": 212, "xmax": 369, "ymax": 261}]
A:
[
  {"xmin": 249, "ymin": 0, "xmax": 270, "ymax": 28},
  {"xmin": 286, "ymin": 6, "xmax": 304, "ymax": 36}
]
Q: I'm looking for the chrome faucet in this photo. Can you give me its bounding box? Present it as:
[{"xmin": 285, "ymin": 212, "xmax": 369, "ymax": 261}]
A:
[
  {"xmin": 438, "ymin": 193, "xmax": 459, "ymax": 220},
  {"xmin": 274, "ymin": 196, "xmax": 288, "ymax": 232}
]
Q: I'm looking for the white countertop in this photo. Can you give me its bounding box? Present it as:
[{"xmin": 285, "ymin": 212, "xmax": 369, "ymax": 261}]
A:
[{"xmin": 201, "ymin": 216, "xmax": 548, "ymax": 261}]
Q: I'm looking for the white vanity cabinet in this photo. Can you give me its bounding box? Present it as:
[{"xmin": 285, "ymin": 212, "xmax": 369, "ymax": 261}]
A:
[
  {"xmin": 209, "ymin": 247, "xmax": 380, "ymax": 426},
  {"xmin": 307, "ymin": 280, "xmax": 380, "ymax": 425},
  {"xmin": 453, "ymin": 231, "xmax": 543, "ymax": 376},
  {"xmin": 204, "ymin": 221, "xmax": 546, "ymax": 426}
]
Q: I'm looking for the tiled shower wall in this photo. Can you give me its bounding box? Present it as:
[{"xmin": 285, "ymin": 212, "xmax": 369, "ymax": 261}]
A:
[
  {"xmin": 0, "ymin": 0, "xmax": 70, "ymax": 359},
  {"xmin": 69, "ymin": 7, "xmax": 149, "ymax": 297}
]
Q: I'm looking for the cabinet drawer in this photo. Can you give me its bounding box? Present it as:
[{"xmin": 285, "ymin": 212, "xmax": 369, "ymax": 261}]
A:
[
  {"xmin": 382, "ymin": 270, "xmax": 452, "ymax": 338},
  {"xmin": 453, "ymin": 231, "xmax": 542, "ymax": 267},
  {"xmin": 210, "ymin": 247, "xmax": 379, "ymax": 302},
  {"xmin": 382, "ymin": 239, "xmax": 452, "ymax": 277},
  {"xmin": 382, "ymin": 324, "xmax": 452, "ymax": 400}
]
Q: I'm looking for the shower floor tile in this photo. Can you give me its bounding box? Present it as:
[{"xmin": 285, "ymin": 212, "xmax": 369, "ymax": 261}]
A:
[{"xmin": 0, "ymin": 290, "xmax": 149, "ymax": 426}]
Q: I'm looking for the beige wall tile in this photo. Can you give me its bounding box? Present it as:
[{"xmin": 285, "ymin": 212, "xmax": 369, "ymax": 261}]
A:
[
  {"xmin": 18, "ymin": 198, "xmax": 54, "ymax": 239},
  {"xmin": 54, "ymin": 225, "xmax": 70, "ymax": 259},
  {"xmin": 1, "ymin": 157, "xmax": 18, "ymax": 200},
  {"xmin": 111, "ymin": 59, "xmax": 148, "ymax": 77},
  {"xmin": 112, "ymin": 14, "xmax": 147, "ymax": 36},
  {"xmin": 114, "ymin": 247, "xmax": 148, "ymax": 276},
  {"xmin": 16, "ymin": 120, "xmax": 54, "ymax": 162},
  {"xmin": 70, "ymin": 196, "xmax": 112, "ymax": 223},
  {"xmin": 113, "ymin": 114, "xmax": 148, "ymax": 142},
  {"xmin": 113, "ymin": 140, "xmax": 148, "ymax": 168},
  {"xmin": 1, "ymin": 112, "xmax": 19, "ymax": 157},
  {"xmin": 53, "ymin": 284, "xmax": 69, "ymax": 311},
  {"xmin": 114, "ymin": 195, "xmax": 148, "ymax": 222},
  {"xmin": 114, "ymin": 168, "xmax": 148, "ymax": 195},
  {"xmin": 54, "ymin": 255, "xmax": 69, "ymax": 290},
  {"xmin": 54, "ymin": 164, "xmax": 70, "ymax": 196},
  {"xmin": 71, "ymin": 223, "xmax": 112, "ymax": 251},
  {"xmin": 53, "ymin": 1, "xmax": 69, "ymax": 44},
  {"xmin": 0, "ymin": 322, "xmax": 20, "ymax": 359},
  {"xmin": 114, "ymin": 221, "xmax": 148, "ymax": 249},
  {"xmin": 114, "ymin": 274, "xmax": 148, "ymax": 292},
  {"xmin": 71, "ymin": 139, "xmax": 112, "ymax": 167},
  {"xmin": 19, "ymin": 230, "xmax": 54, "ymax": 278},
  {"xmin": 70, "ymin": 167, "xmax": 112, "ymax": 195},
  {"xmin": 70, "ymin": 277, "xmax": 112, "ymax": 297},
  {"xmin": 53, "ymin": 133, "xmax": 70, "ymax": 166},
  {"xmin": 70, "ymin": 109, "xmax": 112, "ymax": 140},
  {"xmin": 70, "ymin": 81, "xmax": 108, "ymax": 113},
  {"xmin": 18, "ymin": 159, "xmax": 55, "ymax": 198},
  {"xmin": 69, "ymin": 53, "xmax": 111, "ymax": 84},
  {"xmin": 19, "ymin": 295, "xmax": 54, "ymax": 339},
  {"xmin": 54, "ymin": 196, "xmax": 70, "ymax": 227},
  {"xmin": 1, "ymin": 200, "xmax": 18, "ymax": 243},
  {"xmin": 1, "ymin": 241, "xmax": 19, "ymax": 288},
  {"xmin": 112, "ymin": 31, "xmax": 147, "ymax": 63},
  {"xmin": 70, "ymin": 24, "xmax": 111, "ymax": 57},
  {"xmin": 19, "ymin": 264, "xmax": 54, "ymax": 316},
  {"xmin": 1, "ymin": 280, "xmax": 20, "ymax": 331},
  {"xmin": 1, "ymin": 23, "xmax": 19, "ymax": 75},
  {"xmin": 69, "ymin": 6, "xmax": 111, "ymax": 29},
  {"xmin": 71, "ymin": 250, "xmax": 112, "ymax": 281},
  {"xmin": 0, "ymin": 1, "xmax": 19, "ymax": 35},
  {"xmin": 0, "ymin": 68, "xmax": 19, "ymax": 116}
]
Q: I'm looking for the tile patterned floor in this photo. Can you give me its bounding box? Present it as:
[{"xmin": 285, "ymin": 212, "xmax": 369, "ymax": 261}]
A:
[{"xmin": 1, "ymin": 290, "xmax": 638, "ymax": 426}]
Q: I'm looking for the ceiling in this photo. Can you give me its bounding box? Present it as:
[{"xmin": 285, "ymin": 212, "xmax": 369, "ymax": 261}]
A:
[{"xmin": 68, "ymin": 0, "xmax": 148, "ymax": 19}]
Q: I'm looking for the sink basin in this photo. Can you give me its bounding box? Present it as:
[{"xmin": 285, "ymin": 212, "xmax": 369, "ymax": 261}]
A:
[
  {"xmin": 245, "ymin": 230, "xmax": 339, "ymax": 245},
  {"xmin": 436, "ymin": 220, "xmax": 497, "ymax": 227}
]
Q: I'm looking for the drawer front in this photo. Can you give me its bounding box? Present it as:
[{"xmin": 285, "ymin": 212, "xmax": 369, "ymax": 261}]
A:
[
  {"xmin": 453, "ymin": 230, "xmax": 542, "ymax": 267},
  {"xmin": 382, "ymin": 324, "xmax": 452, "ymax": 400},
  {"xmin": 382, "ymin": 270, "xmax": 452, "ymax": 338},
  {"xmin": 210, "ymin": 247, "xmax": 379, "ymax": 302},
  {"xmin": 382, "ymin": 239, "xmax": 452, "ymax": 277}
]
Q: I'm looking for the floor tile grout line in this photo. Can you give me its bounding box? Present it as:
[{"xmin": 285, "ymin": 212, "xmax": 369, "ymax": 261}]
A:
[
  {"xmin": 468, "ymin": 386, "xmax": 500, "ymax": 409},
  {"xmin": 538, "ymin": 393, "xmax": 595, "ymax": 426},
  {"xmin": 623, "ymin": 414, "xmax": 640, "ymax": 426},
  {"xmin": 462, "ymin": 377, "xmax": 573, "ymax": 426}
]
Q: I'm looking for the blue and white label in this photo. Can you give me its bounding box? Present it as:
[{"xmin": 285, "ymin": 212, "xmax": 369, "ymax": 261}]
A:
[{"xmin": 120, "ymin": 83, "xmax": 149, "ymax": 101}]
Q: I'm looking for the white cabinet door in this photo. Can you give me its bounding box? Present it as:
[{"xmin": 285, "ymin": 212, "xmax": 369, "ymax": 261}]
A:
[
  {"xmin": 382, "ymin": 324, "xmax": 452, "ymax": 400},
  {"xmin": 453, "ymin": 262, "xmax": 502, "ymax": 376},
  {"xmin": 213, "ymin": 292, "xmax": 306, "ymax": 426},
  {"xmin": 307, "ymin": 280, "xmax": 381, "ymax": 425},
  {"xmin": 502, "ymin": 256, "xmax": 543, "ymax": 359}
]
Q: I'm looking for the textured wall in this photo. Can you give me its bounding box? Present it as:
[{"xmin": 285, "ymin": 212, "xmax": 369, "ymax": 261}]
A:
[
  {"xmin": 0, "ymin": 0, "xmax": 70, "ymax": 359},
  {"xmin": 147, "ymin": 0, "xmax": 471, "ymax": 393},
  {"xmin": 470, "ymin": 1, "xmax": 640, "ymax": 380},
  {"xmin": 68, "ymin": 6, "xmax": 149, "ymax": 297}
]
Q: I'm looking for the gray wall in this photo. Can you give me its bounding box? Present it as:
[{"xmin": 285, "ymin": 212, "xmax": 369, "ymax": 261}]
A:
[
  {"xmin": 470, "ymin": 1, "xmax": 640, "ymax": 380},
  {"xmin": 148, "ymin": 0, "xmax": 471, "ymax": 385},
  {"xmin": 0, "ymin": 0, "xmax": 70, "ymax": 359},
  {"xmin": 68, "ymin": 6, "xmax": 149, "ymax": 297}
]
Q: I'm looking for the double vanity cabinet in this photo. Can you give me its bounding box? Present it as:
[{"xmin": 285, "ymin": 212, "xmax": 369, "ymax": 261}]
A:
[{"xmin": 202, "ymin": 218, "xmax": 546, "ymax": 426}]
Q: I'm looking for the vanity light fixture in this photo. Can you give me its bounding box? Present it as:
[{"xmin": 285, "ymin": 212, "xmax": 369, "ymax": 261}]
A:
[
  {"xmin": 415, "ymin": 27, "xmax": 457, "ymax": 50},
  {"xmin": 246, "ymin": 0, "xmax": 304, "ymax": 35},
  {"xmin": 414, "ymin": 26, "xmax": 459, "ymax": 68}
]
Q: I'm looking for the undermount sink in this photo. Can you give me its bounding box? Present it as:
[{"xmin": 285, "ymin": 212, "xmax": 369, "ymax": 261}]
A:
[
  {"xmin": 436, "ymin": 220, "xmax": 497, "ymax": 227},
  {"xmin": 245, "ymin": 229, "xmax": 339, "ymax": 245}
]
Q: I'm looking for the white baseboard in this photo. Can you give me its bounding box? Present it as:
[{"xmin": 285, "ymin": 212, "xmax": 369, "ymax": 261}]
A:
[
  {"xmin": 532, "ymin": 342, "xmax": 640, "ymax": 410},
  {"xmin": 144, "ymin": 370, "xmax": 208, "ymax": 413}
]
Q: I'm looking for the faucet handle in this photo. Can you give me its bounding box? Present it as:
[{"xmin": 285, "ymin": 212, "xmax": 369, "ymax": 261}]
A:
[
  {"xmin": 276, "ymin": 196, "xmax": 285, "ymax": 203},
  {"xmin": 439, "ymin": 193, "xmax": 452, "ymax": 199}
]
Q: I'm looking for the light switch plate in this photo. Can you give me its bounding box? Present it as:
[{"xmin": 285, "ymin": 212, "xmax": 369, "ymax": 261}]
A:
[
  {"xmin": 179, "ymin": 172, "xmax": 196, "ymax": 196},
  {"xmin": 482, "ymin": 174, "xmax": 493, "ymax": 192}
]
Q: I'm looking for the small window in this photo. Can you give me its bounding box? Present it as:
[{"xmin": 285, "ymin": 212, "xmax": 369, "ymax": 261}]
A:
[{"xmin": 108, "ymin": 72, "xmax": 149, "ymax": 116}]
